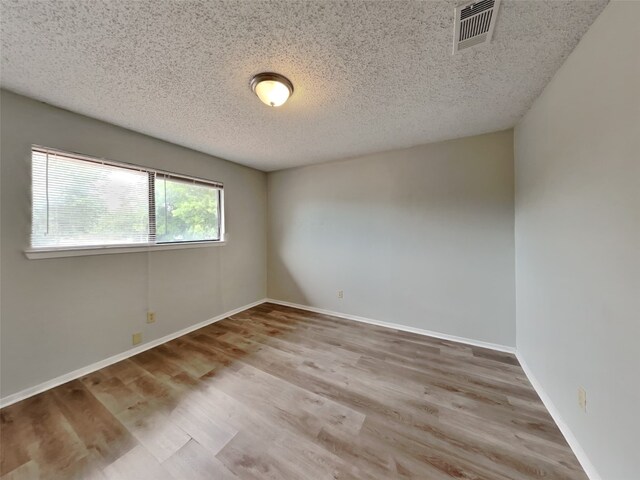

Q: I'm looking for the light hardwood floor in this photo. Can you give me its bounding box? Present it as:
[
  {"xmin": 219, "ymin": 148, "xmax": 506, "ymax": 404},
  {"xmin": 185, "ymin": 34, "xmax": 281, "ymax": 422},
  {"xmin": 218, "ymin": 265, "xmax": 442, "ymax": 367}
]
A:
[{"xmin": 1, "ymin": 303, "xmax": 587, "ymax": 479}]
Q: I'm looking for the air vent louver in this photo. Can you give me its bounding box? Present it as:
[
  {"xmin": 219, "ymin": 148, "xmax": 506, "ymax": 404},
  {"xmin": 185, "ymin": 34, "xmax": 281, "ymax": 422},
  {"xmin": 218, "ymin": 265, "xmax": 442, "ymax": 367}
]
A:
[{"xmin": 453, "ymin": 0, "xmax": 501, "ymax": 53}]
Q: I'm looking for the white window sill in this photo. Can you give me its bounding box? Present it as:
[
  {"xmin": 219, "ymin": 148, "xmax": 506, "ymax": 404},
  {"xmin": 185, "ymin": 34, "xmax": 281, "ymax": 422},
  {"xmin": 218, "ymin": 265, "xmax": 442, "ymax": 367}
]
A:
[{"xmin": 24, "ymin": 241, "xmax": 226, "ymax": 259}]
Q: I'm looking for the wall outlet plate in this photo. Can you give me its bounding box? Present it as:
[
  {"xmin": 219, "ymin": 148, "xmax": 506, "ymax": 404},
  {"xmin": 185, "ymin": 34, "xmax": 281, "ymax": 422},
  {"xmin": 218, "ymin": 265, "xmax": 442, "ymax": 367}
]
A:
[
  {"xmin": 338, "ymin": 290, "xmax": 344, "ymax": 299},
  {"xmin": 578, "ymin": 386, "xmax": 587, "ymax": 412},
  {"xmin": 132, "ymin": 332, "xmax": 142, "ymax": 345},
  {"xmin": 147, "ymin": 311, "xmax": 156, "ymax": 324}
]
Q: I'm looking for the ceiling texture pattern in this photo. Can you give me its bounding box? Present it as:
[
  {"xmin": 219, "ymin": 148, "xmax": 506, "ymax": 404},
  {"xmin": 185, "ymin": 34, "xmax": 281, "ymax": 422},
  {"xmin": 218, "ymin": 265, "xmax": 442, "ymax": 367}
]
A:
[{"xmin": 1, "ymin": 0, "xmax": 607, "ymax": 171}]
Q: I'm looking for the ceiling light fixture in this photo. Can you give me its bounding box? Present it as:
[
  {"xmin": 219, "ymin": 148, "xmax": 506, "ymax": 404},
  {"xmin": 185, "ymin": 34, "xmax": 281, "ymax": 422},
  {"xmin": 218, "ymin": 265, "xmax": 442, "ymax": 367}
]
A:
[{"xmin": 250, "ymin": 72, "xmax": 293, "ymax": 107}]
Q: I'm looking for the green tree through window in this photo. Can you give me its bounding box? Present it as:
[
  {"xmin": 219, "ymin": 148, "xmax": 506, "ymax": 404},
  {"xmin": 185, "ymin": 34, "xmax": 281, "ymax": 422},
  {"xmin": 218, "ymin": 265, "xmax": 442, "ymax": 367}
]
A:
[{"xmin": 155, "ymin": 177, "xmax": 220, "ymax": 243}]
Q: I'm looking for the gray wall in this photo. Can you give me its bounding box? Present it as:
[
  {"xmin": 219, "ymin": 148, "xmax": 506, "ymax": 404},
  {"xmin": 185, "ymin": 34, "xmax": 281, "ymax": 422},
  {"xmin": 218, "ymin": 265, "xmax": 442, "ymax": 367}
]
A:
[
  {"xmin": 514, "ymin": 2, "xmax": 639, "ymax": 479},
  {"xmin": 0, "ymin": 90, "xmax": 267, "ymax": 399},
  {"xmin": 268, "ymin": 130, "xmax": 515, "ymax": 347}
]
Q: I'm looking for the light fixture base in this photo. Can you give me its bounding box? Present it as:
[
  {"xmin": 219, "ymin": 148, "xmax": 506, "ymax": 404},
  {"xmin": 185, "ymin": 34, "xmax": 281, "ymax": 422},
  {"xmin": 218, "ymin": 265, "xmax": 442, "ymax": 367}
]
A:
[{"xmin": 250, "ymin": 72, "xmax": 294, "ymax": 107}]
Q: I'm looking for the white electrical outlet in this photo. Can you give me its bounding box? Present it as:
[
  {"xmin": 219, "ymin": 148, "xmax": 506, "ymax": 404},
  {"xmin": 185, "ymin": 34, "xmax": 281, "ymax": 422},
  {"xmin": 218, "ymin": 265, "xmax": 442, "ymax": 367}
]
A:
[
  {"xmin": 578, "ymin": 387, "xmax": 587, "ymax": 412},
  {"xmin": 147, "ymin": 311, "xmax": 156, "ymax": 324},
  {"xmin": 338, "ymin": 290, "xmax": 344, "ymax": 299}
]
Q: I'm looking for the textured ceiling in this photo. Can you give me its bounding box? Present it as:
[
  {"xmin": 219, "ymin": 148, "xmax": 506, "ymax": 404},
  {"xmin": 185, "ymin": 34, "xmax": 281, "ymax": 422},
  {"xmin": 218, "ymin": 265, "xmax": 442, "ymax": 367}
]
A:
[{"xmin": 1, "ymin": 0, "xmax": 607, "ymax": 171}]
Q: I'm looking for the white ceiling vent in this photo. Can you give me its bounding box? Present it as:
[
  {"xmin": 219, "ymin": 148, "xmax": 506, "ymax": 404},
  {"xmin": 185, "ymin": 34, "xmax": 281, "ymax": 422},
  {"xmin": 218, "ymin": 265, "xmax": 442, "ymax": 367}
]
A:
[{"xmin": 453, "ymin": 0, "xmax": 501, "ymax": 54}]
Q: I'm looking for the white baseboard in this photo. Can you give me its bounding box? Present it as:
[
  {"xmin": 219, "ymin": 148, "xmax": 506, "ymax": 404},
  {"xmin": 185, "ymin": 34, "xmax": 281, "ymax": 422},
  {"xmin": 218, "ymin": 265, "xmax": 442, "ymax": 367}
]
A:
[
  {"xmin": 265, "ymin": 298, "xmax": 516, "ymax": 354},
  {"xmin": 516, "ymin": 352, "xmax": 600, "ymax": 480},
  {"xmin": 0, "ymin": 298, "xmax": 268, "ymax": 409}
]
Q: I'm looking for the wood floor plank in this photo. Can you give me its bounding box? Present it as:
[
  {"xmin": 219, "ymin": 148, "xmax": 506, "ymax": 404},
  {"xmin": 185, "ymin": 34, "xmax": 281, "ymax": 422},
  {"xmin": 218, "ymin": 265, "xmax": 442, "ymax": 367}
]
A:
[
  {"xmin": 215, "ymin": 431, "xmax": 302, "ymax": 480},
  {"xmin": 79, "ymin": 373, "xmax": 145, "ymax": 417},
  {"xmin": 100, "ymin": 445, "xmax": 173, "ymax": 480},
  {"xmin": 50, "ymin": 381, "xmax": 138, "ymax": 472},
  {"xmin": 167, "ymin": 395, "xmax": 238, "ymax": 455},
  {"xmin": 99, "ymin": 360, "xmax": 148, "ymax": 386},
  {"xmin": 114, "ymin": 404, "xmax": 190, "ymax": 463},
  {"xmin": 0, "ymin": 404, "xmax": 33, "ymax": 475},
  {"xmin": 5, "ymin": 392, "xmax": 94, "ymax": 479},
  {"xmin": 0, "ymin": 303, "xmax": 588, "ymax": 479},
  {"xmin": 162, "ymin": 439, "xmax": 238, "ymax": 480}
]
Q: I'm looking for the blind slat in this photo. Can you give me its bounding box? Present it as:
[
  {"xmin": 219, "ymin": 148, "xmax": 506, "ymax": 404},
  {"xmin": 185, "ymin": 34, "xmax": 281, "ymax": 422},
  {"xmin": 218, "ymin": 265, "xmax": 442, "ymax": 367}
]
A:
[{"xmin": 32, "ymin": 147, "xmax": 224, "ymax": 189}]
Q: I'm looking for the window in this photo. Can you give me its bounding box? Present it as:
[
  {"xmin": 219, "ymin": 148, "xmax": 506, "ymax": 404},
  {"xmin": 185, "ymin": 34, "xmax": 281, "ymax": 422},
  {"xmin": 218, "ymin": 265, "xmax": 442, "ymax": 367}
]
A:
[
  {"xmin": 31, "ymin": 147, "xmax": 223, "ymax": 251},
  {"xmin": 154, "ymin": 174, "xmax": 221, "ymax": 243}
]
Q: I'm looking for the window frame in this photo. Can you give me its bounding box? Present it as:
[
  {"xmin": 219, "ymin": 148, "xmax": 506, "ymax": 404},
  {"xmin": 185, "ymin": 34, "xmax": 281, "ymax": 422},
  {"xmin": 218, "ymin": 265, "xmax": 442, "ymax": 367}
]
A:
[{"xmin": 25, "ymin": 146, "xmax": 225, "ymax": 259}]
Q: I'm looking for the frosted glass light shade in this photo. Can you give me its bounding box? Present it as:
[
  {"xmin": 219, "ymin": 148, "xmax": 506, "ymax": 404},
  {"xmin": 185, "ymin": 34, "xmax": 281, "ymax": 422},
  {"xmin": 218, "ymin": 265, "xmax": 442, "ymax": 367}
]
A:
[{"xmin": 250, "ymin": 73, "xmax": 293, "ymax": 107}]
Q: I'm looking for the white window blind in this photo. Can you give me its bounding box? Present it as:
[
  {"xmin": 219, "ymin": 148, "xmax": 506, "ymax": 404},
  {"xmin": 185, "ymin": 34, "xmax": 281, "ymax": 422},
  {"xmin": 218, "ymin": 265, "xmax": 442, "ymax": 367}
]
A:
[{"xmin": 31, "ymin": 147, "xmax": 223, "ymax": 250}]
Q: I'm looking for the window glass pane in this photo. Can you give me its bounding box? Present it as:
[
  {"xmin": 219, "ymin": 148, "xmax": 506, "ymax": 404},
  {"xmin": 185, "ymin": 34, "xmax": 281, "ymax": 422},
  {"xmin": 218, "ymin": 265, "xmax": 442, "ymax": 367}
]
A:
[
  {"xmin": 31, "ymin": 151, "xmax": 150, "ymax": 248},
  {"xmin": 155, "ymin": 176, "xmax": 220, "ymax": 243}
]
